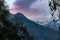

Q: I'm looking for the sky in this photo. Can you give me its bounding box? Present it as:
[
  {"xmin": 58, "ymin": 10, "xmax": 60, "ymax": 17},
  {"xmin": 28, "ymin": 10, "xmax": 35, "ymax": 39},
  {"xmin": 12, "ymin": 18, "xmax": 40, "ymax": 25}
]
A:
[{"xmin": 5, "ymin": 0, "xmax": 51, "ymax": 22}]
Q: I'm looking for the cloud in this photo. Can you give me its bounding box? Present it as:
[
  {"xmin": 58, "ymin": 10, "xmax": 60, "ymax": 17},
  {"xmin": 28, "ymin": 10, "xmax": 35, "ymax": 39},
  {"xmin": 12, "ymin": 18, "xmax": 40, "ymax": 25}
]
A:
[
  {"xmin": 11, "ymin": 0, "xmax": 51, "ymax": 22},
  {"xmin": 13, "ymin": 0, "xmax": 49, "ymax": 14},
  {"xmin": 14, "ymin": 0, "xmax": 36, "ymax": 9},
  {"xmin": 30, "ymin": 0, "xmax": 50, "ymax": 14},
  {"xmin": 5, "ymin": 0, "xmax": 16, "ymax": 9}
]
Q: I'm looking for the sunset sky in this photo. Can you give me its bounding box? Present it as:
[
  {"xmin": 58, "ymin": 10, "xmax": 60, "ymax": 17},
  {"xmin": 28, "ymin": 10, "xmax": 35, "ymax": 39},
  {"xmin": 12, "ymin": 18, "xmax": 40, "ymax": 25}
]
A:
[{"xmin": 5, "ymin": 0, "xmax": 51, "ymax": 22}]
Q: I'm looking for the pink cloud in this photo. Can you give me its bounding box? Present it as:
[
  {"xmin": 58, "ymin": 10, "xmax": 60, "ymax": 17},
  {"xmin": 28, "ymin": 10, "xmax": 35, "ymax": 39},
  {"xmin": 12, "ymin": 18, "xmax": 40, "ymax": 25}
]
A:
[
  {"xmin": 10, "ymin": 4, "xmax": 49, "ymax": 22},
  {"xmin": 10, "ymin": 0, "xmax": 50, "ymax": 22}
]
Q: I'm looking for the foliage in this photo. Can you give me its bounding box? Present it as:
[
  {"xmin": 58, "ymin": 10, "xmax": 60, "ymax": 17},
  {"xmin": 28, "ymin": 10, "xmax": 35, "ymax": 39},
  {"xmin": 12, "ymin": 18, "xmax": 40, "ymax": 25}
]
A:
[{"xmin": 0, "ymin": 0, "xmax": 34, "ymax": 40}]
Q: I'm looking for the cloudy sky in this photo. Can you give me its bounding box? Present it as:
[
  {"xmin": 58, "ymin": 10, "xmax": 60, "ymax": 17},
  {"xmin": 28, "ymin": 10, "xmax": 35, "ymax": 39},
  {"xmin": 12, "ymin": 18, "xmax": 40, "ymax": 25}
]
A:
[{"xmin": 5, "ymin": 0, "xmax": 51, "ymax": 22}]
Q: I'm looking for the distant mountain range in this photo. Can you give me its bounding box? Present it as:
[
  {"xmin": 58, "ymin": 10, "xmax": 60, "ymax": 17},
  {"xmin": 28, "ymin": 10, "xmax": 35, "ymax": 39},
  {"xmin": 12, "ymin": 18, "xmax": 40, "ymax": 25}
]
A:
[
  {"xmin": 7, "ymin": 13, "xmax": 59, "ymax": 40},
  {"xmin": 36, "ymin": 19, "xmax": 60, "ymax": 31},
  {"xmin": 43, "ymin": 20, "xmax": 60, "ymax": 31}
]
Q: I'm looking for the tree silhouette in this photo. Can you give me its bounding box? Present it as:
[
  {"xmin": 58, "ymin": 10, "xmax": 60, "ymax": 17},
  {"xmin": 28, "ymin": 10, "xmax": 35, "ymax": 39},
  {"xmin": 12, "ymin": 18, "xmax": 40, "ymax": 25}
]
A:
[
  {"xmin": 0, "ymin": 0, "xmax": 20, "ymax": 40},
  {"xmin": 17, "ymin": 20, "xmax": 34, "ymax": 40},
  {"xmin": 49, "ymin": 0, "xmax": 60, "ymax": 31},
  {"xmin": 0, "ymin": 0, "xmax": 34, "ymax": 40},
  {"xmin": 49, "ymin": 0, "xmax": 57, "ymax": 22}
]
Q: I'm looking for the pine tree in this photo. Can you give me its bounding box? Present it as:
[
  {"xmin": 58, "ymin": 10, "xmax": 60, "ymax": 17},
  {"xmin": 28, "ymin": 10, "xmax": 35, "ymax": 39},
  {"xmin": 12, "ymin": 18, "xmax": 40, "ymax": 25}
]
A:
[
  {"xmin": 17, "ymin": 21, "xmax": 34, "ymax": 40},
  {"xmin": 0, "ymin": 0, "xmax": 34, "ymax": 40},
  {"xmin": 0, "ymin": 0, "xmax": 20, "ymax": 40}
]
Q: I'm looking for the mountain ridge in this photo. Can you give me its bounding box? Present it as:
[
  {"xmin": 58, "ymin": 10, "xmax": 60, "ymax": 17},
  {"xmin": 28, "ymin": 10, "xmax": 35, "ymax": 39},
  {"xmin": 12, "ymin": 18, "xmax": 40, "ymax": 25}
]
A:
[{"xmin": 7, "ymin": 13, "xmax": 59, "ymax": 40}]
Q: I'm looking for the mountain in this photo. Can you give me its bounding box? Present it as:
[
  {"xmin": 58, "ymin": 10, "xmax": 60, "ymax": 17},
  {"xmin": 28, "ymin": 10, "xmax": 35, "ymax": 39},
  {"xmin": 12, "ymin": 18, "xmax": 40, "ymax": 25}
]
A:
[
  {"xmin": 7, "ymin": 13, "xmax": 59, "ymax": 40},
  {"xmin": 44, "ymin": 20, "xmax": 60, "ymax": 31}
]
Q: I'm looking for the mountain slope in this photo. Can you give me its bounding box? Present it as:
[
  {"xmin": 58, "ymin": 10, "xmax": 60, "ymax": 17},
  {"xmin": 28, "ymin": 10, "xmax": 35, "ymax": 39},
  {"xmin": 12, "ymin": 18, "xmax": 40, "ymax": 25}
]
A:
[
  {"xmin": 44, "ymin": 20, "xmax": 60, "ymax": 31},
  {"xmin": 7, "ymin": 13, "xmax": 59, "ymax": 40}
]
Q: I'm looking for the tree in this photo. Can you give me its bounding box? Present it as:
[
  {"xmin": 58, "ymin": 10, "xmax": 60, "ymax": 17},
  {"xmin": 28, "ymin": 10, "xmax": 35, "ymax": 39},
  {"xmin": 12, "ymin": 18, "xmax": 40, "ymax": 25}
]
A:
[
  {"xmin": 0, "ymin": 0, "xmax": 20, "ymax": 40},
  {"xmin": 49, "ymin": 0, "xmax": 60, "ymax": 22},
  {"xmin": 0, "ymin": 0, "xmax": 34, "ymax": 40},
  {"xmin": 17, "ymin": 20, "xmax": 34, "ymax": 40},
  {"xmin": 49, "ymin": 0, "xmax": 60, "ymax": 31},
  {"xmin": 49, "ymin": 0, "xmax": 57, "ymax": 22}
]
